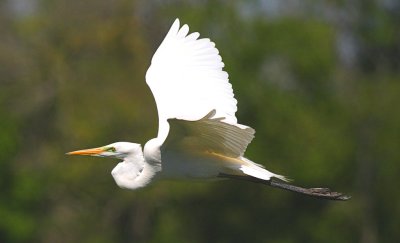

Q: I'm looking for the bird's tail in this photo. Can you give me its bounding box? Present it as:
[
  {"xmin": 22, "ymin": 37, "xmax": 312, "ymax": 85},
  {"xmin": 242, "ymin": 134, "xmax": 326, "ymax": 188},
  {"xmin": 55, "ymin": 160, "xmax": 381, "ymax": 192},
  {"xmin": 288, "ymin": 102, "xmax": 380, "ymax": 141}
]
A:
[{"xmin": 239, "ymin": 157, "xmax": 290, "ymax": 182}]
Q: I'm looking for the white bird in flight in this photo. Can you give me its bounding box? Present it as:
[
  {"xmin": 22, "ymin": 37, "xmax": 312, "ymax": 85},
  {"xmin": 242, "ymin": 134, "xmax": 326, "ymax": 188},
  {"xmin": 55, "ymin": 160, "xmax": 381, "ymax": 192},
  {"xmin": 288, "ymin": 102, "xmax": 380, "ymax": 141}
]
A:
[{"xmin": 68, "ymin": 19, "xmax": 349, "ymax": 200}]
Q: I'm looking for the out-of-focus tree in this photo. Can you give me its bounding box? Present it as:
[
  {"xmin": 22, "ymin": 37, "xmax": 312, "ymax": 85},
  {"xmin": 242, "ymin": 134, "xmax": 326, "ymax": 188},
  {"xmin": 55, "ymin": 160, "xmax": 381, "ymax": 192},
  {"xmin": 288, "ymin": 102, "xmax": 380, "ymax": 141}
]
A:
[{"xmin": 0, "ymin": 0, "xmax": 399, "ymax": 242}]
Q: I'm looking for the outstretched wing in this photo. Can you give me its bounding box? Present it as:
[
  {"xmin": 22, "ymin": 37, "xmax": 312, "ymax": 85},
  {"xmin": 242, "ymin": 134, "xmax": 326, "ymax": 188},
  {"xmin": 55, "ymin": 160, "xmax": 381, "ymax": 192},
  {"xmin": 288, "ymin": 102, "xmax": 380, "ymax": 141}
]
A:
[
  {"xmin": 144, "ymin": 19, "xmax": 285, "ymax": 181},
  {"xmin": 146, "ymin": 19, "xmax": 238, "ymax": 143}
]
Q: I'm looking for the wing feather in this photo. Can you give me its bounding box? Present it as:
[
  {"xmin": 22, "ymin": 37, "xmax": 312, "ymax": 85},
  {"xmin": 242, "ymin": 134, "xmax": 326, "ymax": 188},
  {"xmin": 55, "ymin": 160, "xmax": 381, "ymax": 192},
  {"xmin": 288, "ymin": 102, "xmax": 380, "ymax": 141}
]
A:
[
  {"xmin": 164, "ymin": 110, "xmax": 255, "ymax": 158},
  {"xmin": 144, "ymin": 19, "xmax": 287, "ymax": 182},
  {"xmin": 146, "ymin": 19, "xmax": 238, "ymax": 143}
]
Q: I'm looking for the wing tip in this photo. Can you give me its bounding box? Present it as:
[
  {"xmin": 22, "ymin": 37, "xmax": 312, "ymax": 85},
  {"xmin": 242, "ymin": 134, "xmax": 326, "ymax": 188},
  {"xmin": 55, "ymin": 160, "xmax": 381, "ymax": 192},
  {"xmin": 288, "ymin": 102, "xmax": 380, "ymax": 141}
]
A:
[
  {"xmin": 178, "ymin": 24, "xmax": 190, "ymax": 37},
  {"xmin": 171, "ymin": 19, "xmax": 192, "ymax": 39},
  {"xmin": 170, "ymin": 18, "xmax": 181, "ymax": 34},
  {"xmin": 173, "ymin": 18, "xmax": 180, "ymax": 26}
]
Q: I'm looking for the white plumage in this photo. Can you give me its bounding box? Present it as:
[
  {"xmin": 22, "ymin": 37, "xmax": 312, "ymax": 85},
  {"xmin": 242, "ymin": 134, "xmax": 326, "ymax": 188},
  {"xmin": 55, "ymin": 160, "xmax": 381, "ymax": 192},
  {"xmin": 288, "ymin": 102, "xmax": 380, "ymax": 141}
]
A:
[
  {"xmin": 146, "ymin": 19, "xmax": 238, "ymax": 142},
  {"xmin": 68, "ymin": 19, "xmax": 287, "ymax": 190}
]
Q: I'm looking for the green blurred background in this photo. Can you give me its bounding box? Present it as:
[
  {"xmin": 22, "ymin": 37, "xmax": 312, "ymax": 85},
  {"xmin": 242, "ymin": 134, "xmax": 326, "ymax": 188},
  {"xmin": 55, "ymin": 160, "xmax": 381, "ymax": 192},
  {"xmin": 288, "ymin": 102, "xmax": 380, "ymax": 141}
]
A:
[{"xmin": 1, "ymin": 0, "xmax": 399, "ymax": 242}]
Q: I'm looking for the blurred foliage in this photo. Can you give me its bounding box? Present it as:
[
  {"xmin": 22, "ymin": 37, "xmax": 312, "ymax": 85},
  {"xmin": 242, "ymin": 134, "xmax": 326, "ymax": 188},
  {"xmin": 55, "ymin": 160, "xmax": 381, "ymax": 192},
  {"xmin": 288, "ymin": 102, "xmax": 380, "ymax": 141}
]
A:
[{"xmin": 0, "ymin": 0, "xmax": 399, "ymax": 242}]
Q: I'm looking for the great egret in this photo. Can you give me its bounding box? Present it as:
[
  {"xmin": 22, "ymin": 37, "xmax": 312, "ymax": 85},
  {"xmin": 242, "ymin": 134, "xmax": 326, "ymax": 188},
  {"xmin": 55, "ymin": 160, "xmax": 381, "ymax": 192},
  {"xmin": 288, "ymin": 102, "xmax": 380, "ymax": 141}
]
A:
[{"xmin": 68, "ymin": 19, "xmax": 349, "ymax": 200}]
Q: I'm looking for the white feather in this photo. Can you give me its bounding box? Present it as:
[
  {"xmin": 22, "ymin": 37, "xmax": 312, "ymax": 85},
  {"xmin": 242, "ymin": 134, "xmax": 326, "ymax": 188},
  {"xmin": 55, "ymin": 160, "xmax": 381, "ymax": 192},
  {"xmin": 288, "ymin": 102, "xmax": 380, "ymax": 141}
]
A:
[
  {"xmin": 146, "ymin": 19, "xmax": 237, "ymax": 143},
  {"xmin": 145, "ymin": 19, "xmax": 287, "ymax": 182}
]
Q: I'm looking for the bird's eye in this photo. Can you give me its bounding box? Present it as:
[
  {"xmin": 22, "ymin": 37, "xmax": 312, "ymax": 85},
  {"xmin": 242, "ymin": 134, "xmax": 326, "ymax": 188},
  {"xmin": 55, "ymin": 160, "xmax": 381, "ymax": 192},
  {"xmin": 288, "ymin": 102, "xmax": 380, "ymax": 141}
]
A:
[{"xmin": 106, "ymin": 147, "xmax": 116, "ymax": 152}]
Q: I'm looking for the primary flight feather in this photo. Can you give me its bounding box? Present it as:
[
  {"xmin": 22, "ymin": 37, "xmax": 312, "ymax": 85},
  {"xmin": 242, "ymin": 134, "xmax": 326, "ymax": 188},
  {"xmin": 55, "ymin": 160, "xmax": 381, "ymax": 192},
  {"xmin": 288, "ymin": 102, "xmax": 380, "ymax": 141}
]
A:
[{"xmin": 67, "ymin": 19, "xmax": 349, "ymax": 200}]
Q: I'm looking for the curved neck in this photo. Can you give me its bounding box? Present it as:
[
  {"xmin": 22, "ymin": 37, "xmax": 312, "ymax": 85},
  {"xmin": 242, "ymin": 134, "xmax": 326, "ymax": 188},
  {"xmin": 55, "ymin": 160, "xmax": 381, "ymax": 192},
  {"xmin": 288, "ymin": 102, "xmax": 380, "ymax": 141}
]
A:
[
  {"xmin": 126, "ymin": 162, "xmax": 159, "ymax": 190},
  {"xmin": 143, "ymin": 138, "xmax": 162, "ymax": 165},
  {"xmin": 111, "ymin": 148, "xmax": 161, "ymax": 190}
]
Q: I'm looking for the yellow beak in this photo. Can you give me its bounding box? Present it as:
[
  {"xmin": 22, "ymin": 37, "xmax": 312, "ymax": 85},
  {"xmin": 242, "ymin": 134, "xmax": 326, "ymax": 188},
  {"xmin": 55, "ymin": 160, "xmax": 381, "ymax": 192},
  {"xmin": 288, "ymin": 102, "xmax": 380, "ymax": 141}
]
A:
[{"xmin": 66, "ymin": 147, "xmax": 105, "ymax": 156}]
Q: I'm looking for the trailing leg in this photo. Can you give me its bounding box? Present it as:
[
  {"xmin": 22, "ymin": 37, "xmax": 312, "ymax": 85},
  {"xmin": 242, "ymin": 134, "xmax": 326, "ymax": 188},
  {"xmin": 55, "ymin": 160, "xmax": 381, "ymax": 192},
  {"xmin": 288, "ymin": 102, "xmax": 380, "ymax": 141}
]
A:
[{"xmin": 218, "ymin": 173, "xmax": 350, "ymax": 201}]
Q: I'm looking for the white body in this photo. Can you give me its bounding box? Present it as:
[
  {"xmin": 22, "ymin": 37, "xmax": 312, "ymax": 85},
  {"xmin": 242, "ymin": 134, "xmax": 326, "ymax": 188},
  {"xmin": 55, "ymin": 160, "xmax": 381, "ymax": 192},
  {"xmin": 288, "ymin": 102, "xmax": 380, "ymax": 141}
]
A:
[
  {"xmin": 110, "ymin": 134, "xmax": 285, "ymax": 190},
  {"xmin": 69, "ymin": 19, "xmax": 287, "ymax": 190}
]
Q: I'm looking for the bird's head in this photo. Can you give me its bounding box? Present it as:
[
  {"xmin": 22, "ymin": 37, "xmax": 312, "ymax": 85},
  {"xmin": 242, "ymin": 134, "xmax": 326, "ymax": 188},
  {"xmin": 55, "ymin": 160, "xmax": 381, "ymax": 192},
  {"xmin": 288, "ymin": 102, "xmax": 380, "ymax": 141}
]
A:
[{"xmin": 67, "ymin": 142, "xmax": 142, "ymax": 159}]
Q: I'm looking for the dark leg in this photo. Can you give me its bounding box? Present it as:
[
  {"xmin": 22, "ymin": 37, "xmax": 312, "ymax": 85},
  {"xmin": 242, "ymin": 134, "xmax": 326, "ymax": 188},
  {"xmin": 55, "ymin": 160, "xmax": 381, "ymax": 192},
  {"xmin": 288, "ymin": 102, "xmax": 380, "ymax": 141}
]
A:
[{"xmin": 218, "ymin": 173, "xmax": 350, "ymax": 201}]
